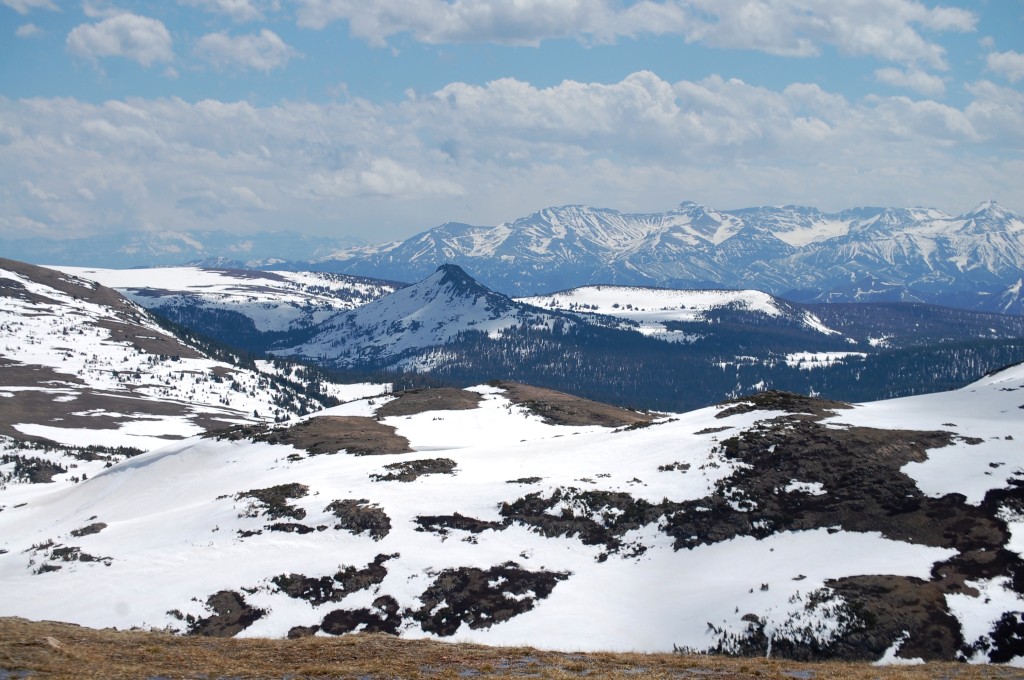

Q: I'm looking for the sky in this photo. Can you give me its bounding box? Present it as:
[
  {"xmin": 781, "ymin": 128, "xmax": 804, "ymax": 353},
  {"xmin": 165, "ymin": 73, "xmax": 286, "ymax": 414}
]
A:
[{"xmin": 1, "ymin": 1, "xmax": 1023, "ymax": 243}]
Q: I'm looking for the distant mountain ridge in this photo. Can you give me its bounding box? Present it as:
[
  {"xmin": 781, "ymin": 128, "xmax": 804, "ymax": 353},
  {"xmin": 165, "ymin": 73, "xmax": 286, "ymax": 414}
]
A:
[
  {"xmin": 0, "ymin": 229, "xmax": 364, "ymax": 269},
  {"xmin": 320, "ymin": 200, "xmax": 1024, "ymax": 314}
]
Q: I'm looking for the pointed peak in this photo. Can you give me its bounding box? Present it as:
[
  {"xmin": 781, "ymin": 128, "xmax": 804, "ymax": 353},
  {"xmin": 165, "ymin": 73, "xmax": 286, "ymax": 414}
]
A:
[
  {"xmin": 674, "ymin": 200, "xmax": 720, "ymax": 216},
  {"xmin": 435, "ymin": 262, "xmax": 472, "ymax": 280},
  {"xmin": 966, "ymin": 200, "xmax": 1011, "ymax": 217},
  {"xmin": 431, "ymin": 263, "xmax": 494, "ymax": 298}
]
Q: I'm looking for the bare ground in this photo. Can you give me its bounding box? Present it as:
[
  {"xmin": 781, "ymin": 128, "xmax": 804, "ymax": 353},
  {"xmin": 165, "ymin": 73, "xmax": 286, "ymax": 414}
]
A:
[
  {"xmin": 374, "ymin": 387, "xmax": 483, "ymax": 417},
  {"xmin": 2, "ymin": 617, "xmax": 1022, "ymax": 680},
  {"xmin": 491, "ymin": 381, "xmax": 655, "ymax": 427},
  {"xmin": 0, "ymin": 363, "xmax": 195, "ymax": 444},
  {"xmin": 215, "ymin": 416, "xmax": 412, "ymax": 456}
]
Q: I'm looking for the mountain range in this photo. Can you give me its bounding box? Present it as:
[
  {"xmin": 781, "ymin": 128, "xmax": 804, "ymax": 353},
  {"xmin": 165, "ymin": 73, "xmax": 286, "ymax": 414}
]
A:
[{"xmin": 321, "ymin": 200, "xmax": 1024, "ymax": 314}]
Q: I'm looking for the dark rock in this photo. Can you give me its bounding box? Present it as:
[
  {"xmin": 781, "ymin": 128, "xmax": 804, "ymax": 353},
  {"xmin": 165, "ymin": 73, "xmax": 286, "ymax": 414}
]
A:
[
  {"xmin": 186, "ymin": 590, "xmax": 265, "ymax": 637},
  {"xmin": 415, "ymin": 513, "xmax": 506, "ymax": 536},
  {"xmin": 412, "ymin": 562, "xmax": 570, "ymax": 636},
  {"xmin": 273, "ymin": 554, "xmax": 396, "ymax": 606},
  {"xmin": 370, "ymin": 458, "xmax": 457, "ymax": 483},
  {"xmin": 321, "ymin": 596, "xmax": 402, "ymax": 635},
  {"xmin": 235, "ymin": 483, "xmax": 308, "ymax": 521},
  {"xmin": 325, "ymin": 499, "xmax": 391, "ymax": 540},
  {"xmin": 70, "ymin": 522, "xmax": 107, "ymax": 537}
]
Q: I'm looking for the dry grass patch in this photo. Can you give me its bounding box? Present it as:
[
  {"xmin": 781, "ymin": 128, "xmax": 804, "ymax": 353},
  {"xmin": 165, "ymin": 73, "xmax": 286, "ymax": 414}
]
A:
[
  {"xmin": 491, "ymin": 381, "xmax": 654, "ymax": 428},
  {"xmin": 3, "ymin": 617, "xmax": 1021, "ymax": 679}
]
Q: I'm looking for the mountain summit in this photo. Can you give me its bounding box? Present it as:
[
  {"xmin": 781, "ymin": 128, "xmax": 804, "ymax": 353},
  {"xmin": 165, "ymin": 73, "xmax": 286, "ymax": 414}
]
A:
[{"xmin": 273, "ymin": 265, "xmax": 534, "ymax": 368}]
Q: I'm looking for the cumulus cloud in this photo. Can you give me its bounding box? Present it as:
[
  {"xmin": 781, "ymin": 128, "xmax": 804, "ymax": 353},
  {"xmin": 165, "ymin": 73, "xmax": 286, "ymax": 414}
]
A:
[
  {"xmin": 295, "ymin": 0, "xmax": 974, "ymax": 66},
  {"xmin": 1, "ymin": 71, "xmax": 1020, "ymax": 240},
  {"xmin": 195, "ymin": 29, "xmax": 297, "ymax": 72},
  {"xmin": 986, "ymin": 50, "xmax": 1024, "ymax": 83},
  {"xmin": 177, "ymin": 0, "xmax": 266, "ymax": 22},
  {"xmin": 2, "ymin": 0, "xmax": 57, "ymax": 13},
  {"xmin": 874, "ymin": 67, "xmax": 946, "ymax": 96},
  {"xmin": 66, "ymin": 13, "xmax": 174, "ymax": 66},
  {"xmin": 15, "ymin": 23, "xmax": 43, "ymax": 38}
]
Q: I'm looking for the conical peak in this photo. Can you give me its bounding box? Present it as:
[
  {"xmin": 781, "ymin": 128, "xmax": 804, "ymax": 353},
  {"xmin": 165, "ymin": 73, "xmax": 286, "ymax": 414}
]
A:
[
  {"xmin": 435, "ymin": 263, "xmax": 473, "ymax": 283},
  {"xmin": 432, "ymin": 263, "xmax": 493, "ymax": 297}
]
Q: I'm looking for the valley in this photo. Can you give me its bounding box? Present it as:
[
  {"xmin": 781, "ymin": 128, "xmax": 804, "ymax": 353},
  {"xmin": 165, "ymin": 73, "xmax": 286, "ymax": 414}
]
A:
[{"xmin": 59, "ymin": 262, "xmax": 1024, "ymax": 412}]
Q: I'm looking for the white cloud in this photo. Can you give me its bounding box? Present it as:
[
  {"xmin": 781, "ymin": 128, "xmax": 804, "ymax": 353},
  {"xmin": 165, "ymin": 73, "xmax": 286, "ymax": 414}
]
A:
[
  {"xmin": 687, "ymin": 0, "xmax": 974, "ymax": 68},
  {"xmin": 309, "ymin": 157, "xmax": 465, "ymax": 199},
  {"xmin": 1, "ymin": 71, "xmax": 1020, "ymax": 241},
  {"xmin": 2, "ymin": 0, "xmax": 57, "ymax": 13},
  {"xmin": 986, "ymin": 50, "xmax": 1024, "ymax": 83},
  {"xmin": 67, "ymin": 13, "xmax": 174, "ymax": 67},
  {"xmin": 294, "ymin": 0, "xmax": 974, "ymax": 66},
  {"xmin": 177, "ymin": 0, "xmax": 266, "ymax": 22},
  {"xmin": 874, "ymin": 67, "xmax": 946, "ymax": 96},
  {"xmin": 295, "ymin": 0, "xmax": 599, "ymax": 45},
  {"xmin": 82, "ymin": 1, "xmax": 125, "ymax": 19},
  {"xmin": 195, "ymin": 29, "xmax": 296, "ymax": 72},
  {"xmin": 15, "ymin": 23, "xmax": 43, "ymax": 38},
  {"xmin": 964, "ymin": 80, "xmax": 1024, "ymax": 145}
]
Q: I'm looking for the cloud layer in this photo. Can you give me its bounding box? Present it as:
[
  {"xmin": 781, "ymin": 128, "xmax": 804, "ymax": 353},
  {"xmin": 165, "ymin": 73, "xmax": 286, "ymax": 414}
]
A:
[
  {"xmin": 2, "ymin": 70, "xmax": 1020, "ymax": 239},
  {"xmin": 294, "ymin": 0, "xmax": 975, "ymax": 67}
]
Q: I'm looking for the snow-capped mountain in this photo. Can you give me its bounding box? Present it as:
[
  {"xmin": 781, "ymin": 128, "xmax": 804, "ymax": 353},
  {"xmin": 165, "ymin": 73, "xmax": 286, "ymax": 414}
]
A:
[
  {"xmin": 323, "ymin": 201, "xmax": 1024, "ymax": 313},
  {"xmin": 0, "ymin": 257, "xmax": 383, "ymax": 457},
  {"xmin": 3, "ymin": 366, "xmax": 1024, "ymax": 663},
  {"xmin": 1, "ymin": 230, "xmax": 363, "ymax": 270},
  {"xmin": 273, "ymin": 264, "xmax": 559, "ymax": 369}
]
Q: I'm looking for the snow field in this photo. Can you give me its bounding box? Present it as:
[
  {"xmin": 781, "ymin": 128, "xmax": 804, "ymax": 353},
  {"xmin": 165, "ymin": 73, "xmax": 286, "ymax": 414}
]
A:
[{"xmin": 0, "ymin": 382, "xmax": 983, "ymax": 653}]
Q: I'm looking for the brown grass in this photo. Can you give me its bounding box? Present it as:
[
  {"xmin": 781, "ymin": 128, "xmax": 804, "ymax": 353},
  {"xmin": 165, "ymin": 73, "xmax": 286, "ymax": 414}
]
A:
[{"xmin": 3, "ymin": 617, "xmax": 1021, "ymax": 680}]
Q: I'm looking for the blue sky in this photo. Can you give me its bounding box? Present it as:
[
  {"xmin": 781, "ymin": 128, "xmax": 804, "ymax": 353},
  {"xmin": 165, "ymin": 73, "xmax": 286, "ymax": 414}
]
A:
[{"xmin": 1, "ymin": 1, "xmax": 1023, "ymax": 242}]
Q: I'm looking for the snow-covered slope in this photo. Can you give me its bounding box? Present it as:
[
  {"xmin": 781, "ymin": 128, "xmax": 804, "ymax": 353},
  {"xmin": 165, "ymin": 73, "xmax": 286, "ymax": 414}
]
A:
[
  {"xmin": 3, "ymin": 367, "xmax": 1024, "ymax": 663},
  {"xmin": 0, "ymin": 258, "xmax": 384, "ymax": 455},
  {"xmin": 519, "ymin": 285, "xmax": 839, "ymax": 341},
  {"xmin": 59, "ymin": 266, "xmax": 400, "ymax": 334}
]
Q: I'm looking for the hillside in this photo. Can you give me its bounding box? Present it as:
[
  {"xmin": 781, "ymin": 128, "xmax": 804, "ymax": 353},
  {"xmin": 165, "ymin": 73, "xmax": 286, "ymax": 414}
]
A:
[
  {"xmin": 2, "ymin": 367, "xmax": 1024, "ymax": 663},
  {"xmin": 59, "ymin": 265, "xmax": 403, "ymax": 354},
  {"xmin": 0, "ymin": 257, "xmax": 386, "ymax": 489}
]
